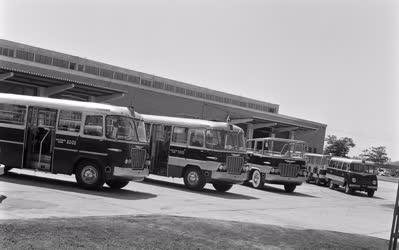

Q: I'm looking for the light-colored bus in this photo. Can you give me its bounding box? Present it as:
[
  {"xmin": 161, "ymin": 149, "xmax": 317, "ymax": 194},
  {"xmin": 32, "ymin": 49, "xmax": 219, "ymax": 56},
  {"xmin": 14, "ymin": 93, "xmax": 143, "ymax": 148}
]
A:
[
  {"xmin": 304, "ymin": 153, "xmax": 331, "ymax": 186},
  {"xmin": 0, "ymin": 93, "xmax": 149, "ymax": 189},
  {"xmin": 327, "ymin": 157, "xmax": 378, "ymax": 197},
  {"xmin": 142, "ymin": 114, "xmax": 249, "ymax": 192},
  {"xmin": 246, "ymin": 137, "xmax": 308, "ymax": 193}
]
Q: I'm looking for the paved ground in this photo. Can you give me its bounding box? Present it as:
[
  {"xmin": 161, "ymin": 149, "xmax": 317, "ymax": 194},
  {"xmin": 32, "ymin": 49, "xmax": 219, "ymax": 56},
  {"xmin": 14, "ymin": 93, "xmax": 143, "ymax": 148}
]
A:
[{"xmin": 0, "ymin": 169, "xmax": 396, "ymax": 240}]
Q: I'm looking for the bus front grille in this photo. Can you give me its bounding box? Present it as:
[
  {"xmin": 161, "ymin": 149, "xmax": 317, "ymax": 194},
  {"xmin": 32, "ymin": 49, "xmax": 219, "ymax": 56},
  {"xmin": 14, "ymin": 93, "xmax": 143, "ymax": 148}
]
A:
[
  {"xmin": 131, "ymin": 148, "xmax": 147, "ymax": 170},
  {"xmin": 226, "ymin": 156, "xmax": 244, "ymax": 175},
  {"xmin": 279, "ymin": 164, "xmax": 300, "ymax": 177}
]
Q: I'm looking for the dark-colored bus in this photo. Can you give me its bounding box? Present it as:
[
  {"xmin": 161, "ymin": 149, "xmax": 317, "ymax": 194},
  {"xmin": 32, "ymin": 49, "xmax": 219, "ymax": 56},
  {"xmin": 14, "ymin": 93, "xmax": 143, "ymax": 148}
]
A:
[
  {"xmin": 246, "ymin": 137, "xmax": 308, "ymax": 193},
  {"xmin": 0, "ymin": 93, "xmax": 149, "ymax": 189},
  {"xmin": 326, "ymin": 157, "xmax": 378, "ymax": 197},
  {"xmin": 142, "ymin": 114, "xmax": 249, "ymax": 192},
  {"xmin": 304, "ymin": 153, "xmax": 331, "ymax": 186}
]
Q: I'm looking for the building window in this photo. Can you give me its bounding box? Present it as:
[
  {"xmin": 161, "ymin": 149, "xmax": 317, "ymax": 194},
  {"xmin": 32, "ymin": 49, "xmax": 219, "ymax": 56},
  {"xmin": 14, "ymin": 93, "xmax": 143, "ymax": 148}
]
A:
[
  {"xmin": 141, "ymin": 79, "xmax": 152, "ymax": 87},
  {"xmin": 15, "ymin": 50, "xmax": 34, "ymax": 61},
  {"xmin": 77, "ymin": 64, "xmax": 84, "ymax": 71},
  {"xmin": 58, "ymin": 110, "xmax": 82, "ymax": 133},
  {"xmin": 52, "ymin": 58, "xmax": 69, "ymax": 68},
  {"xmin": 1, "ymin": 47, "xmax": 14, "ymax": 57},
  {"xmin": 175, "ymin": 87, "xmax": 185, "ymax": 94},
  {"xmin": 85, "ymin": 65, "xmax": 100, "ymax": 75},
  {"xmin": 165, "ymin": 84, "xmax": 175, "ymax": 92},
  {"xmin": 84, "ymin": 115, "xmax": 103, "ymax": 137},
  {"xmin": 100, "ymin": 68, "xmax": 114, "ymax": 79},
  {"xmin": 115, "ymin": 72, "xmax": 128, "ymax": 81},
  {"xmin": 196, "ymin": 91, "xmax": 205, "ymax": 99},
  {"xmin": 35, "ymin": 54, "xmax": 53, "ymax": 65},
  {"xmin": 215, "ymin": 96, "xmax": 224, "ymax": 103},
  {"xmin": 186, "ymin": 89, "xmax": 195, "ymax": 96},
  {"xmin": 69, "ymin": 62, "xmax": 76, "ymax": 70},
  {"xmin": 153, "ymin": 81, "xmax": 165, "ymax": 89},
  {"xmin": 224, "ymin": 98, "xmax": 231, "ymax": 104},
  {"xmin": 128, "ymin": 75, "xmax": 140, "ymax": 84}
]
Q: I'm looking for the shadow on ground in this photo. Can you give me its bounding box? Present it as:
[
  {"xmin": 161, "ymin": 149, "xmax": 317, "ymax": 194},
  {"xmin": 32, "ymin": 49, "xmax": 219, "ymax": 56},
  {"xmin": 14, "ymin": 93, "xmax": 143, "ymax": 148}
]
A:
[
  {"xmin": 143, "ymin": 177, "xmax": 258, "ymax": 200},
  {"xmin": 0, "ymin": 172, "xmax": 157, "ymax": 201},
  {"xmin": 241, "ymin": 182, "xmax": 319, "ymax": 198}
]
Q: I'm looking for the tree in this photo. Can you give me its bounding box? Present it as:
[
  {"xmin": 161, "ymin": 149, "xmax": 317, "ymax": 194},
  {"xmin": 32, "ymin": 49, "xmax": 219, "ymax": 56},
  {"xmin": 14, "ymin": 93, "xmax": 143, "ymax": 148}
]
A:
[
  {"xmin": 359, "ymin": 146, "xmax": 390, "ymax": 164},
  {"xmin": 324, "ymin": 135, "xmax": 355, "ymax": 157}
]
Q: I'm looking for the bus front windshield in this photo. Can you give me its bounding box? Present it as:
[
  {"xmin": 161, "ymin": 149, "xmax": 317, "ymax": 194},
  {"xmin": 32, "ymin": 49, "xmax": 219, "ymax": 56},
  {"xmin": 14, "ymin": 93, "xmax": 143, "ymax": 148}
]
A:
[
  {"xmin": 135, "ymin": 120, "xmax": 147, "ymax": 142},
  {"xmin": 350, "ymin": 163, "xmax": 376, "ymax": 174},
  {"xmin": 106, "ymin": 116, "xmax": 141, "ymax": 142},
  {"xmin": 205, "ymin": 130, "xmax": 245, "ymax": 151}
]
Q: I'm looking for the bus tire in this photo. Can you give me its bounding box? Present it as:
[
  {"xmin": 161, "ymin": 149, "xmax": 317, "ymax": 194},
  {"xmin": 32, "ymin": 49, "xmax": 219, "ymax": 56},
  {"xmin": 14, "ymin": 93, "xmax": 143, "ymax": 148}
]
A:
[
  {"xmin": 251, "ymin": 170, "xmax": 265, "ymax": 189},
  {"xmin": 106, "ymin": 179, "xmax": 130, "ymax": 189},
  {"xmin": 284, "ymin": 184, "xmax": 296, "ymax": 193},
  {"xmin": 345, "ymin": 183, "xmax": 353, "ymax": 194},
  {"xmin": 183, "ymin": 166, "xmax": 206, "ymax": 191},
  {"xmin": 75, "ymin": 161, "xmax": 105, "ymax": 190},
  {"xmin": 213, "ymin": 183, "xmax": 233, "ymax": 192},
  {"xmin": 367, "ymin": 190, "xmax": 375, "ymax": 197}
]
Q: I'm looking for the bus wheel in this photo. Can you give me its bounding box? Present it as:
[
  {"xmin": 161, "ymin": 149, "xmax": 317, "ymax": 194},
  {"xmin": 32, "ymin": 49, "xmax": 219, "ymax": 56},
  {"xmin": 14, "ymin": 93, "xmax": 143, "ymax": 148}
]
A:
[
  {"xmin": 213, "ymin": 183, "xmax": 233, "ymax": 192},
  {"xmin": 183, "ymin": 167, "xmax": 206, "ymax": 191},
  {"xmin": 367, "ymin": 190, "xmax": 375, "ymax": 197},
  {"xmin": 251, "ymin": 170, "xmax": 265, "ymax": 189},
  {"xmin": 345, "ymin": 183, "xmax": 353, "ymax": 194},
  {"xmin": 284, "ymin": 184, "xmax": 296, "ymax": 193},
  {"xmin": 75, "ymin": 161, "xmax": 105, "ymax": 190},
  {"xmin": 106, "ymin": 180, "xmax": 130, "ymax": 189}
]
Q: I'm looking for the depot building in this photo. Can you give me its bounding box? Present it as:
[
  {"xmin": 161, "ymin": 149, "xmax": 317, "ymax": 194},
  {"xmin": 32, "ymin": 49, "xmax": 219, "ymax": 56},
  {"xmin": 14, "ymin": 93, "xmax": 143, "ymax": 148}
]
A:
[{"xmin": 0, "ymin": 39, "xmax": 327, "ymax": 153}]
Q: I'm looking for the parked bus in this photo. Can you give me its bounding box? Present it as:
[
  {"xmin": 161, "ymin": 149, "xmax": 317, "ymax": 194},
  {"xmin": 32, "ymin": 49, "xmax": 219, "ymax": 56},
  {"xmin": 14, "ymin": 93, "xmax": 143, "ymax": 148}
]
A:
[
  {"xmin": 0, "ymin": 93, "xmax": 149, "ymax": 189},
  {"xmin": 246, "ymin": 137, "xmax": 308, "ymax": 193},
  {"xmin": 326, "ymin": 157, "xmax": 378, "ymax": 197},
  {"xmin": 304, "ymin": 153, "xmax": 331, "ymax": 186},
  {"xmin": 142, "ymin": 114, "xmax": 249, "ymax": 192}
]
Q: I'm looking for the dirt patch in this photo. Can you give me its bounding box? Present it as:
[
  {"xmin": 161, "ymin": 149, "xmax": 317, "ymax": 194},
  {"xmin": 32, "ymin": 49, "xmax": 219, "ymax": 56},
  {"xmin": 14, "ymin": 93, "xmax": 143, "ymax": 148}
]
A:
[{"xmin": 0, "ymin": 215, "xmax": 388, "ymax": 249}]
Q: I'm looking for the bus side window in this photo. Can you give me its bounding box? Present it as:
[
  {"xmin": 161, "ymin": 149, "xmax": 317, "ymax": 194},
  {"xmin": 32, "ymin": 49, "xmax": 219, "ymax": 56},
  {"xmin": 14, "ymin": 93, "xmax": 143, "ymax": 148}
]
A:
[
  {"xmin": 145, "ymin": 123, "xmax": 152, "ymax": 141},
  {"xmin": 84, "ymin": 115, "xmax": 103, "ymax": 137},
  {"xmin": 188, "ymin": 128, "xmax": 204, "ymax": 147},
  {"xmin": 172, "ymin": 126, "xmax": 188, "ymax": 145},
  {"xmin": 0, "ymin": 103, "xmax": 26, "ymax": 125},
  {"xmin": 255, "ymin": 141, "xmax": 263, "ymax": 153},
  {"xmin": 58, "ymin": 110, "xmax": 82, "ymax": 133}
]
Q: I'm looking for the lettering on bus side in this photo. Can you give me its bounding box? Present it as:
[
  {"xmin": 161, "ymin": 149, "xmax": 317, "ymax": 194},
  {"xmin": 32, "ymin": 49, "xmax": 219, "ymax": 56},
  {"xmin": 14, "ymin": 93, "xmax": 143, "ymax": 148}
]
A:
[{"xmin": 56, "ymin": 138, "xmax": 77, "ymax": 146}]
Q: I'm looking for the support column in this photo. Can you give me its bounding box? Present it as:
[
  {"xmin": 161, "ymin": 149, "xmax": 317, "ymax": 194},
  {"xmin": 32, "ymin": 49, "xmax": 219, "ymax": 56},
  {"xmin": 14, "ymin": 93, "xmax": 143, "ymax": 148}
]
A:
[
  {"xmin": 289, "ymin": 131, "xmax": 295, "ymax": 140},
  {"xmin": 246, "ymin": 123, "xmax": 254, "ymax": 139}
]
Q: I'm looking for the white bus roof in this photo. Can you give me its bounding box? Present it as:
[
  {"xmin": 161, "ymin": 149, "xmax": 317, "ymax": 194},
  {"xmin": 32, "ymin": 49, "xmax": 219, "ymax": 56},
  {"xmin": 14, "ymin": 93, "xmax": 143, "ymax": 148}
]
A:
[
  {"xmin": 141, "ymin": 114, "xmax": 244, "ymax": 132},
  {"xmin": 248, "ymin": 137, "xmax": 306, "ymax": 144},
  {"xmin": 0, "ymin": 93, "xmax": 141, "ymax": 118},
  {"xmin": 330, "ymin": 157, "xmax": 375, "ymax": 165},
  {"xmin": 304, "ymin": 153, "xmax": 331, "ymax": 157}
]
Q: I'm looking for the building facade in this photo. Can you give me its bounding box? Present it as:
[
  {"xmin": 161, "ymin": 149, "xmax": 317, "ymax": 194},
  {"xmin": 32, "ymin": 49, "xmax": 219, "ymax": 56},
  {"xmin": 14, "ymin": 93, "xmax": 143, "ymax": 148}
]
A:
[{"xmin": 0, "ymin": 39, "xmax": 326, "ymax": 153}]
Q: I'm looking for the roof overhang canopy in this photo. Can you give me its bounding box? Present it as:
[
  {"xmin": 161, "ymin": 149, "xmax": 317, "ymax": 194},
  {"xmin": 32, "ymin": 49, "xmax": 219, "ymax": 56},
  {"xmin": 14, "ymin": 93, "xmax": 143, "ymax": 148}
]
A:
[{"xmin": 0, "ymin": 66, "xmax": 126, "ymax": 102}]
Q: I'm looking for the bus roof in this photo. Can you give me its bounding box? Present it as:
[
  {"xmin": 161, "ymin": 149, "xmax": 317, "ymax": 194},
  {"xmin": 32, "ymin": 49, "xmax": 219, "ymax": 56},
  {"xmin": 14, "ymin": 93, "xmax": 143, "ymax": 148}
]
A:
[
  {"xmin": 304, "ymin": 153, "xmax": 331, "ymax": 157},
  {"xmin": 248, "ymin": 137, "xmax": 306, "ymax": 144},
  {"xmin": 330, "ymin": 157, "xmax": 376, "ymax": 165},
  {"xmin": 141, "ymin": 114, "xmax": 244, "ymax": 132},
  {"xmin": 0, "ymin": 93, "xmax": 141, "ymax": 118}
]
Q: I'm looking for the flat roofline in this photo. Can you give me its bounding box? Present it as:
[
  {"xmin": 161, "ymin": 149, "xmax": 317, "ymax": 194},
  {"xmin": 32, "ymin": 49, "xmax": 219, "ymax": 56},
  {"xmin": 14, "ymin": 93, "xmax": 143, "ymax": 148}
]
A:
[{"xmin": 0, "ymin": 39, "xmax": 279, "ymax": 110}]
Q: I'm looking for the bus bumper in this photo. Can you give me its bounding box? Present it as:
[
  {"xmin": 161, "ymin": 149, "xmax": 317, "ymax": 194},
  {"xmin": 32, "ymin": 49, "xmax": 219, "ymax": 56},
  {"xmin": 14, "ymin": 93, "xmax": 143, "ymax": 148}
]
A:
[
  {"xmin": 349, "ymin": 184, "xmax": 378, "ymax": 191},
  {"xmin": 265, "ymin": 175, "xmax": 306, "ymax": 185},
  {"xmin": 210, "ymin": 171, "xmax": 249, "ymax": 184},
  {"xmin": 113, "ymin": 167, "xmax": 149, "ymax": 181},
  {"xmin": 0, "ymin": 164, "xmax": 4, "ymax": 175}
]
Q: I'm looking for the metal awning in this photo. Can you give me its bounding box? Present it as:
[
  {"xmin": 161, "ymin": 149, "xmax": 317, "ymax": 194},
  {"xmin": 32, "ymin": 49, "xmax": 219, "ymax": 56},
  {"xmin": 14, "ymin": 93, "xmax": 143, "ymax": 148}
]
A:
[{"xmin": 0, "ymin": 64, "xmax": 127, "ymax": 102}]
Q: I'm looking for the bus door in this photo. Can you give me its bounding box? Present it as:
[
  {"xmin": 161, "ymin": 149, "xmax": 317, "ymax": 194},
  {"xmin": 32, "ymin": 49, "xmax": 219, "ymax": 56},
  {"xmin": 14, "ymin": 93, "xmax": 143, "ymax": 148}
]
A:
[
  {"xmin": 149, "ymin": 124, "xmax": 171, "ymax": 176},
  {"xmin": 24, "ymin": 107, "xmax": 57, "ymax": 172}
]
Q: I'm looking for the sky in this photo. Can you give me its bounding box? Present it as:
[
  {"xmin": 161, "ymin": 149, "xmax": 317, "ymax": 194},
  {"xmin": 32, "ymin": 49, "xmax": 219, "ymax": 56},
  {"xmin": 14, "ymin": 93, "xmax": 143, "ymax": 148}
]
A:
[{"xmin": 1, "ymin": 0, "xmax": 398, "ymax": 160}]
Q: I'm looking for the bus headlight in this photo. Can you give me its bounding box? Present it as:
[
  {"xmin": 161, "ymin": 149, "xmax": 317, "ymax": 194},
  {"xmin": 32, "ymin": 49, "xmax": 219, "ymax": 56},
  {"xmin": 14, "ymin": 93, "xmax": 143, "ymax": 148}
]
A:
[
  {"xmin": 372, "ymin": 180, "xmax": 377, "ymax": 185},
  {"xmin": 124, "ymin": 158, "xmax": 132, "ymax": 164},
  {"xmin": 351, "ymin": 177, "xmax": 356, "ymax": 183},
  {"xmin": 242, "ymin": 164, "xmax": 250, "ymax": 172},
  {"xmin": 145, "ymin": 160, "xmax": 151, "ymax": 166},
  {"xmin": 217, "ymin": 164, "xmax": 226, "ymax": 171}
]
